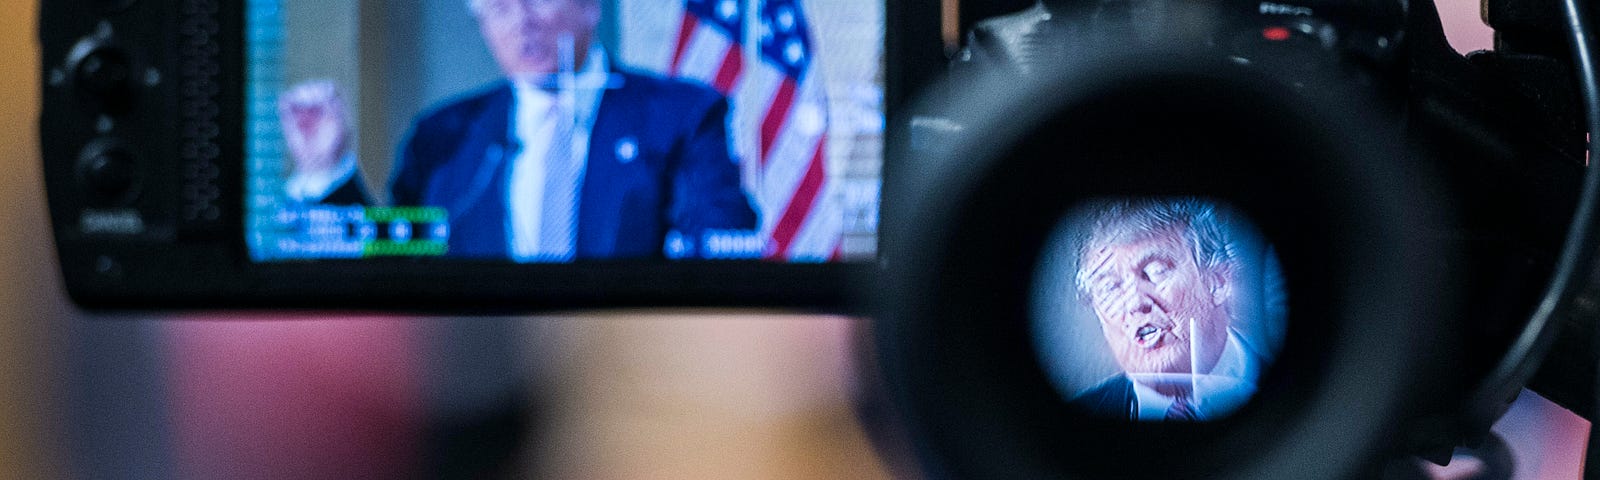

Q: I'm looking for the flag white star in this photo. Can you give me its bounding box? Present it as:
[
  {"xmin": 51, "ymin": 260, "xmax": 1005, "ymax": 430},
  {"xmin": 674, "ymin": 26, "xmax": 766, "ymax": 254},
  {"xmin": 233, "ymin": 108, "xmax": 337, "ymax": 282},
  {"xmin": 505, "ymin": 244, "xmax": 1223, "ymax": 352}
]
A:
[
  {"xmin": 785, "ymin": 40, "xmax": 804, "ymax": 65},
  {"xmin": 777, "ymin": 7, "xmax": 795, "ymax": 32}
]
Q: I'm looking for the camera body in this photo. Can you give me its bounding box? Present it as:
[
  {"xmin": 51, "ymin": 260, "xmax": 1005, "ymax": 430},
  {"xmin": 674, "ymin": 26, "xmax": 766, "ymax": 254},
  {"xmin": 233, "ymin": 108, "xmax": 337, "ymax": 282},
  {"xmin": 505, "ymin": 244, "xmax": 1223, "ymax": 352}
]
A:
[
  {"xmin": 39, "ymin": 0, "xmax": 911, "ymax": 310},
  {"xmin": 37, "ymin": 0, "xmax": 1599, "ymax": 476}
]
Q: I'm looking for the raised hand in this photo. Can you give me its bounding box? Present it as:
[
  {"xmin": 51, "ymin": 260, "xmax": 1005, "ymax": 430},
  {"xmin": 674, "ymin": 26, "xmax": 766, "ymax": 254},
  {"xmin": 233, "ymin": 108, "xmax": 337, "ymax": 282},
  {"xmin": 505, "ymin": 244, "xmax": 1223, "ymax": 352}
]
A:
[{"xmin": 278, "ymin": 80, "xmax": 351, "ymax": 176}]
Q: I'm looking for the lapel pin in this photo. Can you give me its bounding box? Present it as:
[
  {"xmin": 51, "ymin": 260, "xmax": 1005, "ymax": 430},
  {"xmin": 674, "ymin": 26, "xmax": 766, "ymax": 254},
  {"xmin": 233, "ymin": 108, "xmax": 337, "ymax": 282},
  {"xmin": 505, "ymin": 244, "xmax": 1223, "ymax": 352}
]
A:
[{"xmin": 616, "ymin": 137, "xmax": 639, "ymax": 163}]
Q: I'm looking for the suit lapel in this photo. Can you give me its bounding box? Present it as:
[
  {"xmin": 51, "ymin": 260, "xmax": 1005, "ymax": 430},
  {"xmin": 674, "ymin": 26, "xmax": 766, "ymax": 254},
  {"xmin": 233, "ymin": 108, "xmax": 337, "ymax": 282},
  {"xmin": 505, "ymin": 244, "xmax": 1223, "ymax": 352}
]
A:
[
  {"xmin": 440, "ymin": 85, "xmax": 516, "ymax": 257},
  {"xmin": 578, "ymin": 74, "xmax": 631, "ymax": 259}
]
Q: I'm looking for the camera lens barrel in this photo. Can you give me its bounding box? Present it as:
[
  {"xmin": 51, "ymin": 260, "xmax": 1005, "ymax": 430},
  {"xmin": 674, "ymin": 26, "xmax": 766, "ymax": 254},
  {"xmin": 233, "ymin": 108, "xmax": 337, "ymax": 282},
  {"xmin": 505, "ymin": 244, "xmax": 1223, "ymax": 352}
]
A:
[{"xmin": 875, "ymin": 43, "xmax": 1463, "ymax": 479}]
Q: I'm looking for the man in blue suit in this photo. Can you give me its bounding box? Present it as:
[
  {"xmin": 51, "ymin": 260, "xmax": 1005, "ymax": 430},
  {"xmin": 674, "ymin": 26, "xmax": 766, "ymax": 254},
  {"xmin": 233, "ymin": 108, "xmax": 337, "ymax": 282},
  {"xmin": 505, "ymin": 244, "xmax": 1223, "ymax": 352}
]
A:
[
  {"xmin": 1066, "ymin": 199, "xmax": 1266, "ymax": 421},
  {"xmin": 391, "ymin": 0, "xmax": 757, "ymax": 261}
]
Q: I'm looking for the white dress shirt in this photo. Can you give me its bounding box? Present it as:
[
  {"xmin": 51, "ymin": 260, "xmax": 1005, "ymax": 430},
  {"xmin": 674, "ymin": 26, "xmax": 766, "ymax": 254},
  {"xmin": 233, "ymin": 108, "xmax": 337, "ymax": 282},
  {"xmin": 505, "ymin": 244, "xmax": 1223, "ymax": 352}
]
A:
[
  {"xmin": 1130, "ymin": 329, "xmax": 1260, "ymax": 421},
  {"xmin": 507, "ymin": 47, "xmax": 609, "ymax": 262}
]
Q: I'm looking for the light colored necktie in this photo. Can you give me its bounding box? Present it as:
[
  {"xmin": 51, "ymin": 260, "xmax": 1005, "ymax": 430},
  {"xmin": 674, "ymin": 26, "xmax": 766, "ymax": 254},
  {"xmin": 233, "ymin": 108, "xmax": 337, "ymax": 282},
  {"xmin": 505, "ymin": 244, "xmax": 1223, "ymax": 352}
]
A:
[
  {"xmin": 1166, "ymin": 396, "xmax": 1199, "ymax": 421},
  {"xmin": 538, "ymin": 102, "xmax": 580, "ymax": 261}
]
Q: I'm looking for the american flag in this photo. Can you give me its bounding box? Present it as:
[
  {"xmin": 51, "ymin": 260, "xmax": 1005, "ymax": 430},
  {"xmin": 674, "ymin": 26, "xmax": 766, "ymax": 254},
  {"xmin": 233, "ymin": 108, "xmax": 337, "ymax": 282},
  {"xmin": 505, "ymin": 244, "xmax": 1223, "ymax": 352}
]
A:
[
  {"xmin": 668, "ymin": 0, "xmax": 744, "ymax": 94},
  {"xmin": 669, "ymin": 0, "xmax": 842, "ymax": 262}
]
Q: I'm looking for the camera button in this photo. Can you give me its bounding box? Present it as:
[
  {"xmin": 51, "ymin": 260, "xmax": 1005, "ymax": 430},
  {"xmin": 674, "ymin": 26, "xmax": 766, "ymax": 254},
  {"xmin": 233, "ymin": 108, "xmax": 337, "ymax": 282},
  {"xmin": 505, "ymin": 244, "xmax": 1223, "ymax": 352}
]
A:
[
  {"xmin": 82, "ymin": 148, "xmax": 138, "ymax": 205},
  {"xmin": 71, "ymin": 46, "xmax": 136, "ymax": 113}
]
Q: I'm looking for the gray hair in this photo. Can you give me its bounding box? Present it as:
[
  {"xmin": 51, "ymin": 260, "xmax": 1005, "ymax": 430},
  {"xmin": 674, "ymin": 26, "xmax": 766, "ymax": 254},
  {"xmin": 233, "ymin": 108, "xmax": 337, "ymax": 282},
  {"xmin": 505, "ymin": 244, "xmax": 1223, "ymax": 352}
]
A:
[{"xmin": 1071, "ymin": 198, "xmax": 1238, "ymax": 301}]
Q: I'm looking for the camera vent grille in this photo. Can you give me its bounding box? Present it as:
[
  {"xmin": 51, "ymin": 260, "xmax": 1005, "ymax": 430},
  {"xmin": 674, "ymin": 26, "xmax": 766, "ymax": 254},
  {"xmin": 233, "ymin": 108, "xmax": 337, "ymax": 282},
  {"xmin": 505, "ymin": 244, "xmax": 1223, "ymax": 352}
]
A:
[{"xmin": 178, "ymin": 0, "xmax": 222, "ymax": 225}]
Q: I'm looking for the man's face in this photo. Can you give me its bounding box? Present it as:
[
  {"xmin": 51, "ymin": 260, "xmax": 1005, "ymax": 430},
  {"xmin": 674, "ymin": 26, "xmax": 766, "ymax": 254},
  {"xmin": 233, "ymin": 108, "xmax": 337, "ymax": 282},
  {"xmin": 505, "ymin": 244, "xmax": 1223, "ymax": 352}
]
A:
[
  {"xmin": 476, "ymin": 0, "xmax": 600, "ymax": 77},
  {"xmin": 1082, "ymin": 227, "xmax": 1230, "ymax": 376}
]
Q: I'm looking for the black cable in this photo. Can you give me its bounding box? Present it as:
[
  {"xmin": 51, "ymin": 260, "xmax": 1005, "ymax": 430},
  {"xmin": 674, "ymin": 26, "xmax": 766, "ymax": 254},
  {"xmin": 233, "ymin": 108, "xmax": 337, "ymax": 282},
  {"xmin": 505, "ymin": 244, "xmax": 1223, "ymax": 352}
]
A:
[
  {"xmin": 1554, "ymin": 0, "xmax": 1600, "ymax": 476},
  {"xmin": 1474, "ymin": 0, "xmax": 1600, "ymax": 445}
]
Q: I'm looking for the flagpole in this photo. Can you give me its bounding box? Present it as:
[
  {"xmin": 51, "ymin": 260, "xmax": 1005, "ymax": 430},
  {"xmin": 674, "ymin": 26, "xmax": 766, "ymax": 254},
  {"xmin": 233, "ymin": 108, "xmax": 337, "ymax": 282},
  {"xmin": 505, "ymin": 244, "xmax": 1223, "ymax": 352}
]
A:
[{"xmin": 744, "ymin": 0, "xmax": 766, "ymax": 218}]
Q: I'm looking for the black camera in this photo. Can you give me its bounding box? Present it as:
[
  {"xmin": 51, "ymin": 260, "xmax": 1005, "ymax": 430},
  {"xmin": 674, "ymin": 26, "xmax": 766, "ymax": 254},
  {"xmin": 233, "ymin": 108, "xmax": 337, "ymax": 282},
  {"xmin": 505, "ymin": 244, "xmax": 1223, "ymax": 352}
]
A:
[
  {"xmin": 38, "ymin": 0, "xmax": 903, "ymax": 310},
  {"xmin": 871, "ymin": 0, "xmax": 1599, "ymax": 478},
  {"xmin": 35, "ymin": 0, "xmax": 1600, "ymax": 478}
]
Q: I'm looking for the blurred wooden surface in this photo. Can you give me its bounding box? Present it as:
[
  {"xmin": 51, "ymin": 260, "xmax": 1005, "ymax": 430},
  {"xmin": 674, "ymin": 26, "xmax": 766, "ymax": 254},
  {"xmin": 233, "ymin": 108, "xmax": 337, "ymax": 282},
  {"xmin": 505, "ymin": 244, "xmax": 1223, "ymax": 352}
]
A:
[
  {"xmin": 524, "ymin": 314, "xmax": 895, "ymax": 480},
  {"xmin": 0, "ymin": 0, "xmax": 62, "ymax": 477}
]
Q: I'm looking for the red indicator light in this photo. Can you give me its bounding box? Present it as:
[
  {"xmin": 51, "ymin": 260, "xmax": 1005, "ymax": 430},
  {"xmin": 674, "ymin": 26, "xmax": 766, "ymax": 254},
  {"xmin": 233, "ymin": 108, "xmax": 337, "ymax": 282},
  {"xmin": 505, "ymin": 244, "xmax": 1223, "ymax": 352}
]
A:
[{"xmin": 1263, "ymin": 26, "xmax": 1292, "ymax": 42}]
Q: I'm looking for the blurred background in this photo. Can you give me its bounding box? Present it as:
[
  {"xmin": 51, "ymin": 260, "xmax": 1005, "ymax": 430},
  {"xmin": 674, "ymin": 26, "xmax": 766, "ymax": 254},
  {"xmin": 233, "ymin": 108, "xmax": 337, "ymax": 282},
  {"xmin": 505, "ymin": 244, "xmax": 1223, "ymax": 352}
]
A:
[{"xmin": 0, "ymin": 0, "xmax": 1588, "ymax": 479}]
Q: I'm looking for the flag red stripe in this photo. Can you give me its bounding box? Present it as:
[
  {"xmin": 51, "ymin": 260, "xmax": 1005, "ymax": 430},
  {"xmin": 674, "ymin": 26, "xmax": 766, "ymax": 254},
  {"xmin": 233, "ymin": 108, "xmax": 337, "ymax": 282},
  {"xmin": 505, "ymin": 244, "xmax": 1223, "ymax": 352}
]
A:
[
  {"xmin": 770, "ymin": 138, "xmax": 827, "ymax": 258},
  {"xmin": 711, "ymin": 49, "xmax": 743, "ymax": 95},
  {"xmin": 668, "ymin": 14, "xmax": 699, "ymax": 75},
  {"xmin": 759, "ymin": 78, "xmax": 798, "ymax": 166}
]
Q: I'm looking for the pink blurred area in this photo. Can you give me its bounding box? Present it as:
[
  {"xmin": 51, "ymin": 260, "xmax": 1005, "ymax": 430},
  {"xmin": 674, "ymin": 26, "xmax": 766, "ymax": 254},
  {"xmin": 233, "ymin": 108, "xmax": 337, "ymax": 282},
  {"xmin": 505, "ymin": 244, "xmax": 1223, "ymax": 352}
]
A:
[
  {"xmin": 154, "ymin": 313, "xmax": 891, "ymax": 480},
  {"xmin": 1419, "ymin": 391, "xmax": 1590, "ymax": 480},
  {"xmin": 1493, "ymin": 392, "xmax": 1590, "ymax": 480},
  {"xmin": 163, "ymin": 318, "xmax": 424, "ymax": 479},
  {"xmin": 1437, "ymin": 0, "xmax": 1494, "ymax": 54}
]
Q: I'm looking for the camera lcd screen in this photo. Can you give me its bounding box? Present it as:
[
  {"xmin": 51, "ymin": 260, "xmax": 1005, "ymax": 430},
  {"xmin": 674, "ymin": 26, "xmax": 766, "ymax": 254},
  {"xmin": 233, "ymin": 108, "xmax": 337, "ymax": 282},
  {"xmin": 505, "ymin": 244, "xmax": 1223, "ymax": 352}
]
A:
[
  {"xmin": 243, "ymin": 0, "xmax": 882, "ymax": 263},
  {"xmin": 1031, "ymin": 198, "xmax": 1286, "ymax": 422}
]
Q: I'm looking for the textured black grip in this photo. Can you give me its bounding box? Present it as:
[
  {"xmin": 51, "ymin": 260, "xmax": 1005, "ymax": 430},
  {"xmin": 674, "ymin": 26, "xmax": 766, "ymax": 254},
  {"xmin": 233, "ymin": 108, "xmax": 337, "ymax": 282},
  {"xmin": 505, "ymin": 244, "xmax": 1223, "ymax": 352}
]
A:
[{"xmin": 178, "ymin": 0, "xmax": 223, "ymax": 227}]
